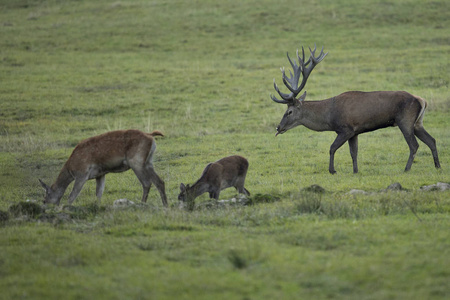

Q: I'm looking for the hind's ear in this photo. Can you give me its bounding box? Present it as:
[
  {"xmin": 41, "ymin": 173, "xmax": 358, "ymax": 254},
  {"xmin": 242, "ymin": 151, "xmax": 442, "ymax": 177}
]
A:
[
  {"xmin": 180, "ymin": 183, "xmax": 186, "ymax": 192},
  {"xmin": 39, "ymin": 179, "xmax": 50, "ymax": 192}
]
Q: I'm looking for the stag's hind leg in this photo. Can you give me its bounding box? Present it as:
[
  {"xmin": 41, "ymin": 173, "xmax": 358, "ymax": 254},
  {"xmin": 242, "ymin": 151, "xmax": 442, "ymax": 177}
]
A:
[
  {"xmin": 398, "ymin": 124, "xmax": 419, "ymax": 172},
  {"xmin": 414, "ymin": 126, "xmax": 441, "ymax": 169}
]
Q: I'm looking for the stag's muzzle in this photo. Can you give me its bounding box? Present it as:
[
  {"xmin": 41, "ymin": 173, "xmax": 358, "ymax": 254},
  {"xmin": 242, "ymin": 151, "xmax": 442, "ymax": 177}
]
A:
[{"xmin": 275, "ymin": 126, "xmax": 286, "ymax": 136}]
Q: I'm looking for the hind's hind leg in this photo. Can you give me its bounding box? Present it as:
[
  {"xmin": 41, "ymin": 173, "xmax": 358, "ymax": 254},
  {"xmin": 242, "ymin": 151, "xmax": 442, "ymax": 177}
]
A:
[{"xmin": 147, "ymin": 168, "xmax": 167, "ymax": 207}]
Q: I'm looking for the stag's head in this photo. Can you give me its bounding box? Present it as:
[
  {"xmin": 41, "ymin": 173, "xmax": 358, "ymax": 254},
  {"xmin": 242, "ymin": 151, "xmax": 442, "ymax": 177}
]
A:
[{"xmin": 271, "ymin": 44, "xmax": 327, "ymax": 136}]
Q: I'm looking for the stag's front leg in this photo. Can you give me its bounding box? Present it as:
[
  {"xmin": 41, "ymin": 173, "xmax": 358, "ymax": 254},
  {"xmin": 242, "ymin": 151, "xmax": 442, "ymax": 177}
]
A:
[
  {"xmin": 348, "ymin": 135, "xmax": 359, "ymax": 174},
  {"xmin": 329, "ymin": 132, "xmax": 354, "ymax": 174}
]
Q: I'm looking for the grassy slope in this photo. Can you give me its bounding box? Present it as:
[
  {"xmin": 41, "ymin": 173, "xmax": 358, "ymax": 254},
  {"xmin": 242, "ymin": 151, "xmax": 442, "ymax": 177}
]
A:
[{"xmin": 0, "ymin": 0, "xmax": 449, "ymax": 299}]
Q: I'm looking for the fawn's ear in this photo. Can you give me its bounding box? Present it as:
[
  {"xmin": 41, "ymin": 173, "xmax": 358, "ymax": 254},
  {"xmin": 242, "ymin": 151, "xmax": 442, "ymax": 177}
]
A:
[
  {"xmin": 179, "ymin": 183, "xmax": 186, "ymax": 192},
  {"xmin": 39, "ymin": 179, "xmax": 50, "ymax": 192}
]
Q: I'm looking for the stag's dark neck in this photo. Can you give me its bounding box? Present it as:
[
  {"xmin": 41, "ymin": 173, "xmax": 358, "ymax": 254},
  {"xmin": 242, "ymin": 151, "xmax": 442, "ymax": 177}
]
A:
[
  {"xmin": 300, "ymin": 98, "xmax": 334, "ymax": 132},
  {"xmin": 52, "ymin": 164, "xmax": 75, "ymax": 198}
]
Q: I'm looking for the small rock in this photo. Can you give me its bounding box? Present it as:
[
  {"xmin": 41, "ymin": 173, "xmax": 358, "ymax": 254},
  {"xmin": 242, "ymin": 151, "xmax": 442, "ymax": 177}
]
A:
[
  {"xmin": 217, "ymin": 199, "xmax": 231, "ymax": 205},
  {"xmin": 348, "ymin": 189, "xmax": 369, "ymax": 195},
  {"xmin": 382, "ymin": 182, "xmax": 407, "ymax": 192},
  {"xmin": 236, "ymin": 194, "xmax": 250, "ymax": 205},
  {"xmin": 420, "ymin": 182, "xmax": 450, "ymax": 191},
  {"xmin": 387, "ymin": 183, "xmax": 403, "ymax": 190},
  {"xmin": 113, "ymin": 199, "xmax": 135, "ymax": 208},
  {"xmin": 436, "ymin": 182, "xmax": 450, "ymax": 190},
  {"xmin": 218, "ymin": 195, "xmax": 249, "ymax": 205}
]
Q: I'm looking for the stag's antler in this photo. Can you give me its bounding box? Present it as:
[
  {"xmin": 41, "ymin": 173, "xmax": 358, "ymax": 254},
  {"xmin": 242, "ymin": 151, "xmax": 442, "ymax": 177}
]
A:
[{"xmin": 271, "ymin": 44, "xmax": 328, "ymax": 104}]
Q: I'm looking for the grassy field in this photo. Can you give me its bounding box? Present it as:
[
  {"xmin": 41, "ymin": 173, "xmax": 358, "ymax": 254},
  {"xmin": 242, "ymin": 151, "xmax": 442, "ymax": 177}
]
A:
[{"xmin": 1, "ymin": 0, "xmax": 449, "ymax": 299}]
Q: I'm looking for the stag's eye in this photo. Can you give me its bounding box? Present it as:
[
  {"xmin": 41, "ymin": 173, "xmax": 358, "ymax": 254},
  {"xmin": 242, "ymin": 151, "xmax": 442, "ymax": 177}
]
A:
[{"xmin": 288, "ymin": 110, "xmax": 293, "ymax": 116}]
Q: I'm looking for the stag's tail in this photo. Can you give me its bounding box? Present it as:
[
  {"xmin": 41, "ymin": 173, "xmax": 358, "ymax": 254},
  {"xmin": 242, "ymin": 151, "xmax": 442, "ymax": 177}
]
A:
[
  {"xmin": 413, "ymin": 95, "xmax": 427, "ymax": 127},
  {"xmin": 148, "ymin": 130, "xmax": 164, "ymax": 137}
]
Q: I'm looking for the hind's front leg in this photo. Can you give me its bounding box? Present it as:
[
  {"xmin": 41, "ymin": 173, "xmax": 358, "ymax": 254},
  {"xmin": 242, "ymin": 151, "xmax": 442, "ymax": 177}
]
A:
[
  {"xmin": 68, "ymin": 176, "xmax": 88, "ymax": 205},
  {"xmin": 96, "ymin": 175, "xmax": 106, "ymax": 203}
]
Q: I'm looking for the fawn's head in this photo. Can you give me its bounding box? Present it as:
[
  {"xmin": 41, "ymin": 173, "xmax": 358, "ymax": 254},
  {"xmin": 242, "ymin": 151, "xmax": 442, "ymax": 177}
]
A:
[{"xmin": 178, "ymin": 183, "xmax": 195, "ymax": 202}]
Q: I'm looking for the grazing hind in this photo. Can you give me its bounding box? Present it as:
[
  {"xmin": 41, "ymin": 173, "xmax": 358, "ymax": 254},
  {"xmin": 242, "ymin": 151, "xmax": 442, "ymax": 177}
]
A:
[
  {"xmin": 39, "ymin": 129, "xmax": 168, "ymax": 206},
  {"xmin": 178, "ymin": 155, "xmax": 250, "ymax": 207}
]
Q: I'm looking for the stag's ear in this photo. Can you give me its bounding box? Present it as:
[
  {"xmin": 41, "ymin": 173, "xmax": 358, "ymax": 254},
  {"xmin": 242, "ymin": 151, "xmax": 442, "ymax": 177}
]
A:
[
  {"xmin": 294, "ymin": 91, "xmax": 307, "ymax": 106},
  {"xmin": 180, "ymin": 183, "xmax": 186, "ymax": 192}
]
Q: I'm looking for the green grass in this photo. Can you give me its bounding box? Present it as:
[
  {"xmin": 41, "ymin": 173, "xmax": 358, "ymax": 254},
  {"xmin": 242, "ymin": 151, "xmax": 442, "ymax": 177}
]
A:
[{"xmin": 1, "ymin": 0, "xmax": 449, "ymax": 299}]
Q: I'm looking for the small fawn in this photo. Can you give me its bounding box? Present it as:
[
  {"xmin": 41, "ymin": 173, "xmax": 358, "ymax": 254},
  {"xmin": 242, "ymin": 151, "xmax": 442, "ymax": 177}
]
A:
[{"xmin": 178, "ymin": 155, "xmax": 250, "ymax": 208}]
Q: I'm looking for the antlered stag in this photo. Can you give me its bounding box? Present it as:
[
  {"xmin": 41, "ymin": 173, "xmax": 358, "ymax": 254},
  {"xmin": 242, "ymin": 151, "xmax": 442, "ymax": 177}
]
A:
[
  {"xmin": 271, "ymin": 44, "xmax": 441, "ymax": 174},
  {"xmin": 178, "ymin": 155, "xmax": 250, "ymax": 208},
  {"xmin": 39, "ymin": 129, "xmax": 168, "ymax": 206}
]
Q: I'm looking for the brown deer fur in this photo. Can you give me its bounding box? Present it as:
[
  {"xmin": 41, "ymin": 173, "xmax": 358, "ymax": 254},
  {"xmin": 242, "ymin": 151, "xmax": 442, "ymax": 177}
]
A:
[
  {"xmin": 39, "ymin": 129, "xmax": 168, "ymax": 206},
  {"xmin": 178, "ymin": 155, "xmax": 250, "ymax": 206}
]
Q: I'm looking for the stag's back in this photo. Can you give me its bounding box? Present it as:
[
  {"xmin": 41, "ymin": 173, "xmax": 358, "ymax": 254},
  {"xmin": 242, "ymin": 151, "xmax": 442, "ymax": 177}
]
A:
[{"xmin": 331, "ymin": 91, "xmax": 425, "ymax": 133}]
